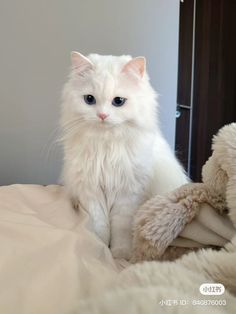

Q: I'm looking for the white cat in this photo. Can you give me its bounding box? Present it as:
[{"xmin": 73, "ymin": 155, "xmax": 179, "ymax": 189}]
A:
[{"xmin": 61, "ymin": 52, "xmax": 188, "ymax": 259}]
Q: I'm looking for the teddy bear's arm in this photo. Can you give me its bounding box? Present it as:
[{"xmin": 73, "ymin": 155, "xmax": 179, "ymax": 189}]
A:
[{"xmin": 132, "ymin": 183, "xmax": 228, "ymax": 262}]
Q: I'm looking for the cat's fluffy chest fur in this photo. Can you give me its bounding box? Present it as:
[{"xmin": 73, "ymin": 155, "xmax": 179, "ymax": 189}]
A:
[
  {"xmin": 61, "ymin": 52, "xmax": 188, "ymax": 259},
  {"xmin": 63, "ymin": 126, "xmax": 155, "ymax": 212}
]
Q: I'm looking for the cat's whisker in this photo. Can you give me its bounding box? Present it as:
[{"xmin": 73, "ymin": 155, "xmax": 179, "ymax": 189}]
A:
[
  {"xmin": 41, "ymin": 125, "xmax": 61, "ymax": 162},
  {"xmin": 59, "ymin": 120, "xmax": 85, "ymax": 142}
]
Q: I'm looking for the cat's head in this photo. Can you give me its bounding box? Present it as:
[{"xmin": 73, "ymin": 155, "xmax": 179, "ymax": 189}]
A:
[{"xmin": 62, "ymin": 52, "xmax": 158, "ymax": 133}]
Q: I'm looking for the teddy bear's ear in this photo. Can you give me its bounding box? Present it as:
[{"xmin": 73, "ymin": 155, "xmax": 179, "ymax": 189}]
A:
[
  {"xmin": 202, "ymin": 153, "xmax": 227, "ymax": 194},
  {"xmin": 211, "ymin": 123, "xmax": 236, "ymax": 225}
]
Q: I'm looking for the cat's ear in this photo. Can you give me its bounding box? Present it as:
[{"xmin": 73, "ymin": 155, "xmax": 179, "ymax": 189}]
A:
[
  {"xmin": 122, "ymin": 57, "xmax": 146, "ymax": 78},
  {"xmin": 71, "ymin": 51, "xmax": 94, "ymax": 75}
]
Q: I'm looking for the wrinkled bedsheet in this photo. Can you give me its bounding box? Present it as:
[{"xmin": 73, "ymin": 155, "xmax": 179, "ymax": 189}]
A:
[{"xmin": 0, "ymin": 184, "xmax": 235, "ymax": 314}]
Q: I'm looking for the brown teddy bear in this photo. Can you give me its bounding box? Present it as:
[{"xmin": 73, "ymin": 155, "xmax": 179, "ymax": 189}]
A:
[{"xmin": 132, "ymin": 123, "xmax": 236, "ymax": 262}]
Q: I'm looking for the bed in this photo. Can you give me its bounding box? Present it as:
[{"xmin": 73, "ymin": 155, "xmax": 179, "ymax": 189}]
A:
[{"xmin": 0, "ymin": 184, "xmax": 235, "ymax": 313}]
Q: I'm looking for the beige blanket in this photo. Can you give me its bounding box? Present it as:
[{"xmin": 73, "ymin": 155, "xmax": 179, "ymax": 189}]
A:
[{"xmin": 0, "ymin": 184, "xmax": 235, "ymax": 313}]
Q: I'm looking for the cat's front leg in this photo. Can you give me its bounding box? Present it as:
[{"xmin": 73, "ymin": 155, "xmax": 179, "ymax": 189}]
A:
[
  {"xmin": 110, "ymin": 197, "xmax": 139, "ymax": 260},
  {"xmin": 89, "ymin": 205, "xmax": 110, "ymax": 246},
  {"xmin": 72, "ymin": 196, "xmax": 110, "ymax": 246}
]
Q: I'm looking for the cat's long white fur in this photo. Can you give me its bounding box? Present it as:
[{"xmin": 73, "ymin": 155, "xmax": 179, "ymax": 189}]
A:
[{"xmin": 61, "ymin": 53, "xmax": 188, "ymax": 259}]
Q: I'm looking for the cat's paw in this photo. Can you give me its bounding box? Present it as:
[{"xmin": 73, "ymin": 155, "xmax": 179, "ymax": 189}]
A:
[
  {"xmin": 111, "ymin": 245, "xmax": 132, "ymax": 260},
  {"xmin": 71, "ymin": 198, "xmax": 80, "ymax": 210}
]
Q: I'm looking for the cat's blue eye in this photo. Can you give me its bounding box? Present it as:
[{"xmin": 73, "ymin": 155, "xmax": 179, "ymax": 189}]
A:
[
  {"xmin": 112, "ymin": 97, "xmax": 126, "ymax": 107},
  {"xmin": 84, "ymin": 95, "xmax": 96, "ymax": 105}
]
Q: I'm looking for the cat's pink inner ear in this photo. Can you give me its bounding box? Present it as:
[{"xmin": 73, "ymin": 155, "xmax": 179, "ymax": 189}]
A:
[
  {"xmin": 71, "ymin": 51, "xmax": 94, "ymax": 74},
  {"xmin": 122, "ymin": 57, "xmax": 146, "ymax": 78}
]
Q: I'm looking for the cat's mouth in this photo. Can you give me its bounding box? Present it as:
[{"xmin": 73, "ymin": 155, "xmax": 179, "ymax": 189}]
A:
[
  {"xmin": 96, "ymin": 118, "xmax": 119, "ymax": 128},
  {"xmin": 98, "ymin": 119, "xmax": 112, "ymax": 127}
]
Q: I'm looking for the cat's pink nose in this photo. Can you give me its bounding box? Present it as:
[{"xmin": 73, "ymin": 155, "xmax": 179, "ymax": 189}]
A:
[{"xmin": 98, "ymin": 112, "xmax": 108, "ymax": 120}]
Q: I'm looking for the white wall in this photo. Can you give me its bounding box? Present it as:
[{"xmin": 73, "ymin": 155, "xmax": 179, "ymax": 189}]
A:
[{"xmin": 0, "ymin": 0, "xmax": 180, "ymax": 185}]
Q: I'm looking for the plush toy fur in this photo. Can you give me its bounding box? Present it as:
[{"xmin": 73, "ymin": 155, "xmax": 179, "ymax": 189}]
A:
[{"xmin": 132, "ymin": 123, "xmax": 236, "ymax": 262}]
